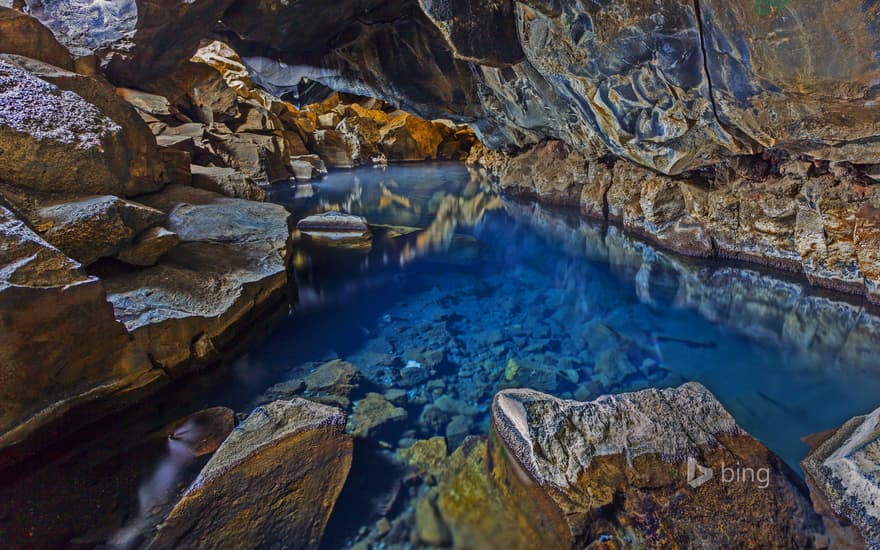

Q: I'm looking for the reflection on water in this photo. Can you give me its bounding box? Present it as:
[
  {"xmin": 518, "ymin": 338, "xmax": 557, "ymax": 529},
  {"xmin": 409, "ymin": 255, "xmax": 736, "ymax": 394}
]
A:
[{"xmin": 4, "ymin": 163, "xmax": 880, "ymax": 547}]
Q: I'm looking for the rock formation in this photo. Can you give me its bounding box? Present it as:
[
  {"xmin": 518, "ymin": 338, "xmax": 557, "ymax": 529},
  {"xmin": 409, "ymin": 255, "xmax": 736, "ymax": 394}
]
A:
[
  {"xmin": 151, "ymin": 399, "xmax": 352, "ymax": 549},
  {"xmin": 803, "ymin": 406, "xmax": 880, "ymax": 549},
  {"xmin": 491, "ymin": 383, "xmax": 823, "ymax": 548}
]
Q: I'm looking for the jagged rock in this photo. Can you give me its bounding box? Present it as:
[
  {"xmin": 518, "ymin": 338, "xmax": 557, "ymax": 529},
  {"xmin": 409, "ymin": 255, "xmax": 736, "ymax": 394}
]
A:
[
  {"xmin": 117, "ymin": 88, "xmax": 173, "ymax": 117},
  {"xmin": 309, "ymin": 128, "xmax": 355, "ymax": 168},
  {"xmin": 190, "ymin": 164, "xmax": 266, "ymax": 201},
  {"xmin": 151, "ymin": 399, "xmax": 352, "ymax": 549},
  {"xmin": 29, "ymin": 195, "xmax": 166, "ymax": 266},
  {"xmin": 115, "ymin": 226, "xmax": 179, "ymax": 267},
  {"xmin": 491, "ymin": 383, "xmax": 822, "ymax": 548},
  {"xmin": 162, "ymin": 407, "xmax": 235, "ymax": 457},
  {"xmin": 802, "ymin": 406, "xmax": 880, "ymax": 549},
  {"xmin": 23, "ymin": 0, "xmax": 236, "ymax": 87},
  {"xmin": 0, "ymin": 204, "xmax": 157, "ymax": 457},
  {"xmin": 104, "ymin": 185, "xmax": 291, "ymax": 371},
  {"xmin": 154, "ymin": 135, "xmax": 193, "ymax": 185},
  {"xmin": 0, "ymin": 7, "xmax": 73, "ymax": 70},
  {"xmin": 0, "ymin": 58, "xmax": 164, "ymax": 197},
  {"xmin": 417, "ymin": 0, "xmax": 523, "ymax": 67}
]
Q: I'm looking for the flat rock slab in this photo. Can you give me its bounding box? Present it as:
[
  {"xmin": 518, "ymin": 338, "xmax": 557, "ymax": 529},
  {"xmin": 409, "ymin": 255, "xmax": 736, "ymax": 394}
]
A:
[
  {"xmin": 105, "ymin": 185, "xmax": 291, "ymax": 371},
  {"xmin": 491, "ymin": 382, "xmax": 822, "ymax": 548},
  {"xmin": 803, "ymin": 406, "xmax": 880, "ymax": 548},
  {"xmin": 151, "ymin": 399, "xmax": 352, "ymax": 550}
]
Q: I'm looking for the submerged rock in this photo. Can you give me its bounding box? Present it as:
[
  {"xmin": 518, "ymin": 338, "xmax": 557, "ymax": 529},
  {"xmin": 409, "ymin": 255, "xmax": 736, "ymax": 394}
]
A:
[
  {"xmin": 151, "ymin": 399, "xmax": 352, "ymax": 549},
  {"xmin": 348, "ymin": 393, "xmax": 407, "ymax": 439},
  {"xmin": 802, "ymin": 406, "xmax": 880, "ymax": 549},
  {"xmin": 491, "ymin": 383, "xmax": 822, "ymax": 548}
]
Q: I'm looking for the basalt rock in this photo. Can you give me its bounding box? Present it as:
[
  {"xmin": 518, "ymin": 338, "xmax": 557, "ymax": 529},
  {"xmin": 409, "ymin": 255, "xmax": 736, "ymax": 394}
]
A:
[
  {"xmin": 0, "ymin": 7, "xmax": 72, "ymax": 70},
  {"xmin": 151, "ymin": 399, "xmax": 352, "ymax": 549},
  {"xmin": 190, "ymin": 164, "xmax": 266, "ymax": 201},
  {"xmin": 491, "ymin": 383, "xmax": 822, "ymax": 548},
  {"xmin": 802, "ymin": 406, "xmax": 880, "ymax": 549},
  {"xmin": 115, "ymin": 226, "xmax": 179, "ymax": 267}
]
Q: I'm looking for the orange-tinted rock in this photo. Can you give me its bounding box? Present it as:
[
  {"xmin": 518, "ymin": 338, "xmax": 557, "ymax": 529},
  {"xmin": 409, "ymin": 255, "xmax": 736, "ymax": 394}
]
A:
[{"xmin": 151, "ymin": 399, "xmax": 352, "ymax": 549}]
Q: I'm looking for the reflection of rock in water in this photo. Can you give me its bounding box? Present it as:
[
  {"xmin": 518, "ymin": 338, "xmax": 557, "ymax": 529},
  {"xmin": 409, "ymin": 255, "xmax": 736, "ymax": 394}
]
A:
[{"xmin": 503, "ymin": 199, "xmax": 880, "ymax": 376}]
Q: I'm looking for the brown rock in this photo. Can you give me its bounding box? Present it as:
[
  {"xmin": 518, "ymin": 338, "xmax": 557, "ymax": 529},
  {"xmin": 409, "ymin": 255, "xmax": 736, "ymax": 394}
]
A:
[
  {"xmin": 0, "ymin": 7, "xmax": 73, "ymax": 70},
  {"xmin": 209, "ymin": 132, "xmax": 289, "ymax": 183},
  {"xmin": 379, "ymin": 112, "xmax": 444, "ymax": 162},
  {"xmin": 491, "ymin": 383, "xmax": 822, "ymax": 548},
  {"xmin": 190, "ymin": 164, "xmax": 266, "ymax": 201},
  {"xmin": 151, "ymin": 399, "xmax": 352, "ymax": 549},
  {"xmin": 30, "ymin": 195, "xmax": 166, "ymax": 266},
  {"xmin": 309, "ymin": 128, "xmax": 355, "ymax": 168},
  {"xmin": 115, "ymin": 226, "xmax": 179, "ymax": 267},
  {"xmin": 0, "ymin": 204, "xmax": 157, "ymax": 458},
  {"xmin": 347, "ymin": 393, "xmax": 407, "ymax": 439},
  {"xmin": 304, "ymin": 359, "xmax": 360, "ymax": 397}
]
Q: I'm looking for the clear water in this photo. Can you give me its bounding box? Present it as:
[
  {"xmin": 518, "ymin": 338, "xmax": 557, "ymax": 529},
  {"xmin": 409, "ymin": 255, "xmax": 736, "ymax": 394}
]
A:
[{"xmin": 10, "ymin": 163, "xmax": 878, "ymax": 547}]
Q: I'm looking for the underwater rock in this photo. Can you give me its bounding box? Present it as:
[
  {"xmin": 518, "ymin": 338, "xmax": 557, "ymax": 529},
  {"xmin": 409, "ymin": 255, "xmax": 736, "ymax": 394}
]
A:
[
  {"xmin": 491, "ymin": 383, "xmax": 822, "ymax": 548},
  {"xmin": 151, "ymin": 399, "xmax": 352, "ymax": 549},
  {"xmin": 348, "ymin": 393, "xmax": 408, "ymax": 439},
  {"xmin": 802, "ymin": 406, "xmax": 880, "ymax": 549},
  {"xmin": 28, "ymin": 195, "xmax": 166, "ymax": 266},
  {"xmin": 305, "ymin": 359, "xmax": 360, "ymax": 398}
]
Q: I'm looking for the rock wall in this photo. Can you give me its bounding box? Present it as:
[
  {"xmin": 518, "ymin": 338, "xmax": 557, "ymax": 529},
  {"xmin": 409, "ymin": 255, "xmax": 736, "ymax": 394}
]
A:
[{"xmin": 472, "ymin": 140, "xmax": 880, "ymax": 304}]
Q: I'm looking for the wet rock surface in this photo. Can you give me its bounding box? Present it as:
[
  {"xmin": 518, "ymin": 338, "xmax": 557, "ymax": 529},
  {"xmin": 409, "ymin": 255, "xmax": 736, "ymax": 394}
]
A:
[{"xmin": 152, "ymin": 399, "xmax": 352, "ymax": 549}]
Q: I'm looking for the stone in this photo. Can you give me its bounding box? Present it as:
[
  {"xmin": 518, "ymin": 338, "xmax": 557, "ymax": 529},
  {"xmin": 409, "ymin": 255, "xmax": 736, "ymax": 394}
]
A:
[
  {"xmin": 190, "ymin": 164, "xmax": 266, "ymax": 201},
  {"xmin": 117, "ymin": 88, "xmax": 173, "ymax": 117},
  {"xmin": 0, "ymin": 7, "xmax": 73, "ymax": 70},
  {"xmin": 379, "ymin": 112, "xmax": 444, "ymax": 162},
  {"xmin": 0, "ymin": 204, "xmax": 157, "ymax": 458},
  {"xmin": 29, "ymin": 195, "xmax": 166, "ymax": 266},
  {"xmin": 115, "ymin": 226, "xmax": 179, "ymax": 267},
  {"xmin": 209, "ymin": 132, "xmax": 288, "ymax": 183},
  {"xmin": 400, "ymin": 437, "xmax": 448, "ymax": 478},
  {"xmin": 309, "ymin": 128, "xmax": 355, "ymax": 168},
  {"xmin": 304, "ymin": 359, "xmax": 360, "ymax": 397},
  {"xmin": 162, "ymin": 406, "xmax": 235, "ymax": 457},
  {"xmin": 348, "ymin": 393, "xmax": 407, "ymax": 439},
  {"xmin": 151, "ymin": 399, "xmax": 352, "ymax": 549},
  {"xmin": 104, "ymin": 185, "xmax": 291, "ymax": 371},
  {"xmin": 0, "ymin": 58, "xmax": 163, "ymax": 197},
  {"xmin": 802, "ymin": 406, "xmax": 880, "ymax": 549},
  {"xmin": 491, "ymin": 383, "xmax": 822, "ymax": 548},
  {"xmin": 415, "ymin": 496, "xmax": 451, "ymax": 546},
  {"xmin": 290, "ymin": 155, "xmax": 328, "ymax": 181},
  {"xmin": 297, "ymin": 211, "xmax": 369, "ymax": 233},
  {"xmin": 24, "ymin": 0, "xmax": 236, "ymax": 87}
]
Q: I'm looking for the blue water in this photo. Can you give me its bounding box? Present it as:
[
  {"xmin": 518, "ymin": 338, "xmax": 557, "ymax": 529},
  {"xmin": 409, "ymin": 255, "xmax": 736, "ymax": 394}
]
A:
[{"xmin": 203, "ymin": 162, "xmax": 880, "ymax": 545}]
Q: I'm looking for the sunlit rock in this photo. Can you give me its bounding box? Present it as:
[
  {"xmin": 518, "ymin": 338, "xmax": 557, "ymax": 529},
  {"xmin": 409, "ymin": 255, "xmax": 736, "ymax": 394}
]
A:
[{"xmin": 151, "ymin": 399, "xmax": 352, "ymax": 549}]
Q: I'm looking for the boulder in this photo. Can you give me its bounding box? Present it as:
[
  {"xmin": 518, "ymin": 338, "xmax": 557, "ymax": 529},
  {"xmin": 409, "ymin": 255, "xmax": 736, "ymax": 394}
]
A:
[
  {"xmin": 304, "ymin": 359, "xmax": 360, "ymax": 398},
  {"xmin": 347, "ymin": 393, "xmax": 407, "ymax": 439},
  {"xmin": 115, "ymin": 226, "xmax": 179, "ymax": 267},
  {"xmin": 0, "ymin": 204, "xmax": 158, "ymax": 458},
  {"xmin": 309, "ymin": 128, "xmax": 355, "ymax": 168},
  {"xmin": 29, "ymin": 195, "xmax": 166, "ymax": 266},
  {"xmin": 0, "ymin": 7, "xmax": 73, "ymax": 70},
  {"xmin": 149, "ymin": 61, "xmax": 239, "ymax": 124},
  {"xmin": 297, "ymin": 211, "xmax": 369, "ymax": 233},
  {"xmin": 290, "ymin": 154, "xmax": 327, "ymax": 181},
  {"xmin": 23, "ymin": 0, "xmax": 236, "ymax": 87},
  {"xmin": 151, "ymin": 399, "xmax": 352, "ymax": 549},
  {"xmin": 0, "ymin": 55, "xmax": 166, "ymax": 196},
  {"xmin": 190, "ymin": 164, "xmax": 266, "ymax": 201},
  {"xmin": 491, "ymin": 383, "xmax": 822, "ymax": 548},
  {"xmin": 209, "ymin": 132, "xmax": 289, "ymax": 183},
  {"xmin": 802, "ymin": 406, "xmax": 880, "ymax": 549},
  {"xmin": 104, "ymin": 185, "xmax": 291, "ymax": 371}
]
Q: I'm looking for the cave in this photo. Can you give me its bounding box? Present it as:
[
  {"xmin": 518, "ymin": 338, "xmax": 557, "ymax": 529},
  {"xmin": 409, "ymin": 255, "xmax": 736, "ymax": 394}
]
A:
[{"xmin": 0, "ymin": 1, "xmax": 879, "ymax": 548}]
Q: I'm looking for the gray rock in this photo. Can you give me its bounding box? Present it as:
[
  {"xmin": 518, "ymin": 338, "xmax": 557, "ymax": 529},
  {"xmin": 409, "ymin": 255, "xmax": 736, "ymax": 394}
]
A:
[
  {"xmin": 115, "ymin": 226, "xmax": 178, "ymax": 267},
  {"xmin": 802, "ymin": 407, "xmax": 880, "ymax": 549},
  {"xmin": 190, "ymin": 164, "xmax": 266, "ymax": 201}
]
